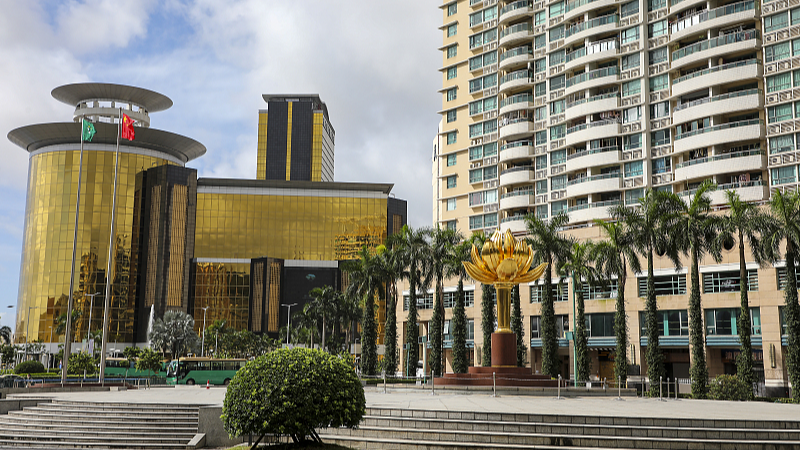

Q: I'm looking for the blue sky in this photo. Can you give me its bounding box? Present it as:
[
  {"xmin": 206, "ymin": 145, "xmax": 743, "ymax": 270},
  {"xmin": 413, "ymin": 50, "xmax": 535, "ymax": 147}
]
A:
[{"xmin": 0, "ymin": 1, "xmax": 441, "ymax": 334}]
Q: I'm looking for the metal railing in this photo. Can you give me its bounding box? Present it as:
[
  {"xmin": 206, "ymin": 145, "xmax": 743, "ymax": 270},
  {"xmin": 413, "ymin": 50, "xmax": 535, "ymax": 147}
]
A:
[
  {"xmin": 675, "ymin": 149, "xmax": 763, "ymax": 169},
  {"xmin": 567, "ymin": 199, "xmax": 620, "ymax": 212},
  {"xmin": 500, "ymin": 164, "xmax": 534, "ymax": 175},
  {"xmin": 567, "ymin": 172, "xmax": 621, "ymax": 186},
  {"xmin": 674, "ymin": 88, "xmax": 761, "ymax": 112},
  {"xmin": 499, "ymin": 45, "xmax": 533, "ymax": 63},
  {"xmin": 672, "ymin": 30, "xmax": 759, "ymax": 62},
  {"xmin": 567, "ymin": 145, "xmax": 620, "ymax": 160},
  {"xmin": 566, "ymin": 92, "xmax": 618, "ymax": 109},
  {"xmin": 674, "ymin": 119, "xmax": 762, "ymax": 141},
  {"xmin": 500, "ymin": 69, "xmax": 532, "ymax": 85},
  {"xmin": 500, "ymin": 188, "xmax": 536, "ymax": 199},
  {"xmin": 566, "ymin": 117, "xmax": 620, "ymax": 135},
  {"xmin": 565, "ymin": 14, "xmax": 618, "ymax": 39},
  {"xmin": 500, "ymin": 140, "xmax": 534, "ymax": 151},
  {"xmin": 565, "ymin": 66, "xmax": 618, "ymax": 89},
  {"xmin": 500, "ymin": 93, "xmax": 535, "ymax": 108},
  {"xmin": 679, "ymin": 180, "xmax": 764, "ymax": 197},
  {"xmin": 565, "ymin": 38, "xmax": 618, "ymax": 63},
  {"xmin": 673, "ymin": 58, "xmax": 759, "ymax": 85},
  {"xmin": 499, "ymin": 0, "xmax": 532, "ymax": 16},
  {"xmin": 670, "ymin": 0, "xmax": 755, "ymax": 35},
  {"xmin": 500, "ymin": 22, "xmax": 531, "ymax": 39}
]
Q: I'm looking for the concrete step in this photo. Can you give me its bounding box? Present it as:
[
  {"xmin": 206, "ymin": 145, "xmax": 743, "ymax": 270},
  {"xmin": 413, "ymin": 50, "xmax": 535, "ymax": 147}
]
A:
[
  {"xmin": 0, "ymin": 433, "xmax": 191, "ymax": 444},
  {"xmin": 48, "ymin": 400, "xmax": 204, "ymax": 412},
  {"xmin": 0, "ymin": 420, "xmax": 196, "ymax": 434},
  {"xmin": 0, "ymin": 438, "xmax": 188, "ymax": 450},
  {"xmin": 25, "ymin": 405, "xmax": 198, "ymax": 417},
  {"xmin": 0, "ymin": 416, "xmax": 197, "ymax": 429},
  {"xmin": 321, "ymin": 434, "xmax": 644, "ymax": 450},
  {"xmin": 0, "ymin": 426, "xmax": 196, "ymax": 439},
  {"xmin": 7, "ymin": 410, "xmax": 198, "ymax": 423}
]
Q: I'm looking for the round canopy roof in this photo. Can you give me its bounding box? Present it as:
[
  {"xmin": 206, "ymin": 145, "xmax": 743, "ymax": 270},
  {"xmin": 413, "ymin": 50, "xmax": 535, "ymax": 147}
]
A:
[{"xmin": 52, "ymin": 83, "xmax": 173, "ymax": 112}]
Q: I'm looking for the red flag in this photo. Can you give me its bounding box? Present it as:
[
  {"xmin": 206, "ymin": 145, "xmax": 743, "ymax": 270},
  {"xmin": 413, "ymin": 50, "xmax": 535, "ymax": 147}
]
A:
[{"xmin": 121, "ymin": 113, "xmax": 135, "ymax": 141}]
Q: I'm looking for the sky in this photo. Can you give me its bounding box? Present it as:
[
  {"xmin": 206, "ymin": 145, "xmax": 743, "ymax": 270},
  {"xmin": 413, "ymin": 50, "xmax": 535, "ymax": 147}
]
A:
[{"xmin": 0, "ymin": 1, "xmax": 442, "ymax": 334}]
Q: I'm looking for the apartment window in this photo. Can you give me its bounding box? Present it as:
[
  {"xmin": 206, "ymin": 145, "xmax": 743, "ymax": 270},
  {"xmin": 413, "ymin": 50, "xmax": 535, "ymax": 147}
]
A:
[
  {"xmin": 446, "ymin": 153, "xmax": 457, "ymax": 166},
  {"xmin": 648, "ymin": 20, "xmax": 667, "ymax": 38},
  {"xmin": 535, "ymin": 10, "xmax": 546, "ymax": 25},
  {"xmin": 447, "ymin": 23, "xmax": 458, "ymax": 37},
  {"xmin": 637, "ymin": 274, "xmax": 686, "ymax": 297},
  {"xmin": 535, "ymin": 106, "xmax": 547, "ymax": 121},
  {"xmin": 651, "ymin": 129, "xmax": 670, "ymax": 146},
  {"xmin": 551, "ymin": 174, "xmax": 567, "ymax": 191},
  {"xmin": 765, "ymin": 12, "xmax": 789, "ymax": 32},
  {"xmin": 469, "ymin": 146, "xmax": 483, "ymax": 160},
  {"xmin": 649, "ymin": 74, "xmax": 668, "ymax": 92},
  {"xmin": 551, "ymin": 201, "xmax": 567, "ymax": 217},
  {"xmin": 469, "ymin": 97, "xmax": 496, "ymax": 115},
  {"xmin": 531, "ymin": 316, "xmax": 570, "ymax": 339},
  {"xmin": 650, "ymin": 101, "xmax": 669, "ymax": 119},
  {"xmin": 446, "ymin": 109, "xmax": 457, "ymax": 123},
  {"xmin": 446, "ymin": 198, "xmax": 457, "ymax": 211},
  {"xmin": 534, "ymin": 58, "xmax": 546, "ymax": 73},
  {"xmin": 640, "ymin": 310, "xmax": 689, "ymax": 336},
  {"xmin": 652, "ymin": 156, "xmax": 671, "ymax": 174},
  {"xmin": 624, "ymin": 133, "xmax": 642, "ymax": 150},
  {"xmin": 484, "ymin": 165, "xmax": 497, "ymax": 179},
  {"xmin": 625, "ymin": 188, "xmax": 643, "ymax": 205},
  {"xmin": 621, "ymin": 53, "xmax": 640, "ymax": 70},
  {"xmin": 550, "ymin": 124, "xmax": 566, "ymax": 140},
  {"xmin": 484, "ymin": 142, "xmax": 497, "ymax": 156},
  {"xmin": 794, "ymin": 39, "xmax": 800, "ymax": 57},
  {"xmin": 706, "ymin": 308, "xmax": 761, "ymax": 336},
  {"xmin": 621, "ymin": 2, "xmax": 639, "ymax": 18},
  {"xmin": 622, "ymin": 79, "xmax": 641, "ymax": 97},
  {"xmin": 530, "ymin": 282, "xmax": 569, "ymax": 303},
  {"xmin": 650, "ymin": 47, "xmax": 668, "ymax": 64},
  {"xmin": 446, "ymin": 87, "xmax": 457, "ymax": 101},
  {"xmin": 648, "ymin": 0, "xmax": 666, "ymax": 11},
  {"xmin": 550, "ymin": 75, "xmax": 565, "ymax": 90},
  {"xmin": 535, "ymin": 130, "xmax": 547, "ymax": 145},
  {"xmin": 535, "ymin": 179, "xmax": 548, "ymax": 194},
  {"xmin": 470, "ymin": 123, "xmax": 483, "ymax": 138},
  {"xmin": 534, "ymin": 82, "xmax": 546, "ymax": 97},
  {"xmin": 767, "ymin": 73, "xmax": 791, "ymax": 93},
  {"xmin": 534, "ymin": 34, "xmax": 546, "ymax": 49},
  {"xmin": 703, "ymin": 270, "xmax": 758, "ymax": 293},
  {"xmin": 446, "ymin": 66, "xmax": 457, "ymax": 80},
  {"xmin": 551, "ymin": 149, "xmax": 566, "ymax": 165},
  {"xmin": 777, "ymin": 266, "xmax": 800, "ymax": 289},
  {"xmin": 624, "ymin": 160, "xmax": 643, "ymax": 177},
  {"xmin": 446, "ymin": 45, "xmax": 457, "ymax": 59},
  {"xmin": 535, "ymin": 154, "xmax": 547, "ymax": 170},
  {"xmin": 446, "ymin": 175, "xmax": 457, "ymax": 189},
  {"xmin": 549, "ymin": 25, "xmax": 565, "ymax": 42},
  {"xmin": 550, "ymin": 99, "xmax": 565, "ymax": 115},
  {"xmin": 623, "ymin": 106, "xmax": 641, "ymax": 123},
  {"xmin": 447, "ymin": 3, "xmax": 457, "ymax": 16},
  {"xmin": 549, "ymin": 49, "xmax": 566, "ymax": 66},
  {"xmin": 549, "ymin": 1, "xmax": 564, "ymax": 18},
  {"xmin": 469, "ymin": 168, "xmax": 483, "ymax": 183},
  {"xmin": 768, "ymin": 104, "xmax": 793, "ymax": 123},
  {"xmin": 771, "ymin": 166, "xmax": 797, "ymax": 185},
  {"xmin": 581, "ymin": 280, "xmax": 619, "ymax": 300},
  {"xmin": 586, "ymin": 313, "xmax": 615, "ymax": 337},
  {"xmin": 793, "ymin": 7, "xmax": 800, "ymax": 25},
  {"xmin": 770, "ymin": 134, "xmax": 795, "ymax": 154},
  {"xmin": 766, "ymin": 42, "xmax": 790, "ymax": 63},
  {"xmin": 446, "ymin": 131, "xmax": 457, "ymax": 144}
]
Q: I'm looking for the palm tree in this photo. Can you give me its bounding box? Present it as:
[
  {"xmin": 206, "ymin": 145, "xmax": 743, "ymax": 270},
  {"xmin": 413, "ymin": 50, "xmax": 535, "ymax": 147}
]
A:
[
  {"xmin": 425, "ymin": 227, "xmax": 462, "ymax": 377},
  {"xmin": 718, "ymin": 190, "xmax": 771, "ymax": 396},
  {"xmin": 524, "ymin": 211, "xmax": 572, "ymax": 378},
  {"xmin": 449, "ymin": 239, "xmax": 472, "ymax": 374},
  {"xmin": 379, "ymin": 237, "xmax": 409, "ymax": 377},
  {"xmin": 592, "ymin": 219, "xmax": 641, "ymax": 384},
  {"xmin": 308, "ymin": 285, "xmax": 342, "ymax": 352},
  {"xmin": 344, "ymin": 246, "xmax": 384, "ymax": 376},
  {"xmin": 672, "ymin": 181, "xmax": 723, "ymax": 398},
  {"xmin": 55, "ymin": 310, "xmax": 82, "ymax": 338},
  {"xmin": 561, "ymin": 241, "xmax": 601, "ymax": 383},
  {"xmin": 762, "ymin": 189, "xmax": 800, "ymax": 402},
  {"xmin": 612, "ymin": 188, "xmax": 682, "ymax": 396},
  {"xmin": 148, "ymin": 310, "xmax": 201, "ymax": 359},
  {"xmin": 395, "ymin": 225, "xmax": 430, "ymax": 376},
  {"xmin": 510, "ymin": 285, "xmax": 526, "ymax": 367}
]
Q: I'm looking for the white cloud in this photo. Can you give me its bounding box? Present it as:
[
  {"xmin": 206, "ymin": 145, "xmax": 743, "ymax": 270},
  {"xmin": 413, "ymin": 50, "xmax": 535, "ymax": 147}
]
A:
[{"xmin": 54, "ymin": 0, "xmax": 157, "ymax": 54}]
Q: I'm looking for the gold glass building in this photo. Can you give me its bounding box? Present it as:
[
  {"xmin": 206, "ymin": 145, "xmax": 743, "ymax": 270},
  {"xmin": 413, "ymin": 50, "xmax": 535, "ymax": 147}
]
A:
[{"xmin": 9, "ymin": 83, "xmax": 406, "ymax": 350}]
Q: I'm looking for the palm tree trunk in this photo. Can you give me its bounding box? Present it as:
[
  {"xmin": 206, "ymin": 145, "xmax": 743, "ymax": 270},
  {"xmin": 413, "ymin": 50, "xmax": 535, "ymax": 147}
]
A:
[
  {"xmin": 736, "ymin": 229, "xmax": 754, "ymax": 397},
  {"xmin": 322, "ymin": 316, "xmax": 326, "ymax": 352},
  {"xmin": 614, "ymin": 270, "xmax": 628, "ymax": 384},
  {"xmin": 784, "ymin": 243, "xmax": 800, "ymax": 402},
  {"xmin": 645, "ymin": 247, "xmax": 663, "ymax": 397},
  {"xmin": 689, "ymin": 246, "xmax": 708, "ymax": 398},
  {"xmin": 541, "ymin": 255, "xmax": 558, "ymax": 378}
]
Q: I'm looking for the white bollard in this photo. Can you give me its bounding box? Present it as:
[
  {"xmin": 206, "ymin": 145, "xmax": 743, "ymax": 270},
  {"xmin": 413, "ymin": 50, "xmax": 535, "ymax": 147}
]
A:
[{"xmin": 492, "ymin": 372, "xmax": 496, "ymax": 398}]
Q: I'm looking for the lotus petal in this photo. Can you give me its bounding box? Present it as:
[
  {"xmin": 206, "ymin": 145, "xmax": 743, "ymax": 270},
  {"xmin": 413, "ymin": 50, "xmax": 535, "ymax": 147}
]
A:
[
  {"xmin": 515, "ymin": 262, "xmax": 548, "ymax": 283},
  {"xmin": 481, "ymin": 240, "xmax": 500, "ymax": 271},
  {"xmin": 496, "ymin": 258, "xmax": 519, "ymax": 280},
  {"xmin": 463, "ymin": 261, "xmax": 496, "ymax": 284}
]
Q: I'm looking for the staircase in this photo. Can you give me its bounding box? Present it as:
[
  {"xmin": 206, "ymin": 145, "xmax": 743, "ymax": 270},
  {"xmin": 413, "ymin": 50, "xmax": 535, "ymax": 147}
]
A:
[
  {"xmin": 320, "ymin": 406, "xmax": 800, "ymax": 450},
  {"xmin": 0, "ymin": 400, "xmax": 202, "ymax": 449}
]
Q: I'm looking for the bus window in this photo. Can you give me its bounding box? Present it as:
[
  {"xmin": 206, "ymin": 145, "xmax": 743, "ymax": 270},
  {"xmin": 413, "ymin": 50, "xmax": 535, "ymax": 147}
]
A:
[{"xmin": 212, "ymin": 361, "xmax": 223, "ymax": 371}]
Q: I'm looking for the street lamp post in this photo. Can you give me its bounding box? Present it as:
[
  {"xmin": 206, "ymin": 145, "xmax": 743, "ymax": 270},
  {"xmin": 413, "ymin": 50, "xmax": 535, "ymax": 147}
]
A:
[
  {"xmin": 281, "ymin": 303, "xmax": 297, "ymax": 345},
  {"xmin": 201, "ymin": 306, "xmax": 209, "ymax": 357}
]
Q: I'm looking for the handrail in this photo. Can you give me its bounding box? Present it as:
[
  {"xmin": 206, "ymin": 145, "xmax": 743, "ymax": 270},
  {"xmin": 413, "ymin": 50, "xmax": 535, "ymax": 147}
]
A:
[
  {"xmin": 679, "ymin": 180, "xmax": 764, "ymax": 196},
  {"xmin": 500, "ymin": 140, "xmax": 534, "ymax": 151},
  {"xmin": 673, "ymin": 59, "xmax": 759, "ymax": 85},
  {"xmin": 674, "ymin": 88, "xmax": 761, "ymax": 111},
  {"xmin": 499, "ymin": 0, "xmax": 532, "ymax": 16},
  {"xmin": 500, "ymin": 188, "xmax": 536, "ymax": 199},
  {"xmin": 565, "ymin": 14, "xmax": 618, "ymax": 39},
  {"xmin": 500, "ymin": 22, "xmax": 531, "ymax": 39},
  {"xmin": 566, "ymin": 118, "xmax": 620, "ymax": 134},
  {"xmin": 672, "ymin": 30, "xmax": 759, "ymax": 61},
  {"xmin": 567, "ymin": 172, "xmax": 621, "ymax": 186},
  {"xmin": 501, "ymin": 215, "xmax": 527, "ymax": 223},
  {"xmin": 674, "ymin": 119, "xmax": 762, "ymax": 141},
  {"xmin": 565, "ymin": 66, "xmax": 618, "ymax": 88},
  {"xmin": 566, "ymin": 92, "xmax": 618, "ymax": 109},
  {"xmin": 500, "ymin": 93, "xmax": 534, "ymax": 108},
  {"xmin": 567, "ymin": 199, "xmax": 620, "ymax": 212},
  {"xmin": 499, "ymin": 45, "xmax": 533, "ymax": 63},
  {"xmin": 565, "ymin": 0, "xmax": 600, "ymax": 14},
  {"xmin": 675, "ymin": 149, "xmax": 763, "ymax": 169},
  {"xmin": 670, "ymin": 0, "xmax": 755, "ymax": 34},
  {"xmin": 500, "ymin": 69, "xmax": 532, "ymax": 85},
  {"xmin": 565, "ymin": 38, "xmax": 618, "ymax": 63},
  {"xmin": 500, "ymin": 165, "xmax": 534, "ymax": 175},
  {"xmin": 567, "ymin": 145, "xmax": 620, "ymax": 160}
]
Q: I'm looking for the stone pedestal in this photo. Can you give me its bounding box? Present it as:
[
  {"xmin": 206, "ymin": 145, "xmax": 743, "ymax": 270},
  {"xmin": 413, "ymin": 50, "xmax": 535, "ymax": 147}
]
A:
[{"xmin": 491, "ymin": 332, "xmax": 517, "ymax": 367}]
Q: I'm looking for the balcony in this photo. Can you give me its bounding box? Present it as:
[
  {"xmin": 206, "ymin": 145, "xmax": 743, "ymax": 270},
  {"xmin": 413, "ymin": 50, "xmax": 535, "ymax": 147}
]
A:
[
  {"xmin": 672, "ymin": 59, "xmax": 761, "ymax": 98},
  {"xmin": 565, "ymin": 145, "xmax": 621, "ymax": 172},
  {"xmin": 673, "ymin": 89, "xmax": 762, "ymax": 125},
  {"xmin": 565, "ymin": 92, "xmax": 618, "ymax": 121},
  {"xmin": 499, "ymin": 69, "xmax": 533, "ymax": 93},
  {"xmin": 565, "ymin": 118, "xmax": 621, "ymax": 146},
  {"xmin": 673, "ymin": 119, "xmax": 763, "ymax": 154},
  {"xmin": 563, "ymin": 14, "xmax": 618, "ymax": 47},
  {"xmin": 670, "ymin": 0, "xmax": 756, "ymax": 42},
  {"xmin": 499, "ymin": 117, "xmax": 535, "ymax": 140},
  {"xmin": 679, "ymin": 180, "xmax": 768, "ymax": 205},
  {"xmin": 567, "ymin": 199, "xmax": 620, "ymax": 223},
  {"xmin": 564, "ymin": 39, "xmax": 618, "ymax": 71},
  {"xmin": 499, "ymin": 165, "xmax": 536, "ymax": 186},
  {"xmin": 564, "ymin": 66, "xmax": 618, "ymax": 97},
  {"xmin": 499, "ymin": 22, "xmax": 534, "ymax": 47},
  {"xmin": 499, "ymin": 45, "xmax": 534, "ymax": 71},
  {"xmin": 563, "ymin": 0, "xmax": 616, "ymax": 22},
  {"xmin": 499, "ymin": 140, "xmax": 535, "ymax": 162},
  {"xmin": 499, "ymin": 0, "xmax": 533, "ymax": 25},
  {"xmin": 500, "ymin": 190, "xmax": 536, "ymax": 210},
  {"xmin": 675, "ymin": 149, "xmax": 765, "ymax": 181},
  {"xmin": 566, "ymin": 173, "xmax": 622, "ymax": 198},
  {"xmin": 500, "ymin": 215, "xmax": 528, "ymax": 233},
  {"xmin": 671, "ymin": 30, "xmax": 760, "ymax": 71},
  {"xmin": 499, "ymin": 93, "xmax": 535, "ymax": 116}
]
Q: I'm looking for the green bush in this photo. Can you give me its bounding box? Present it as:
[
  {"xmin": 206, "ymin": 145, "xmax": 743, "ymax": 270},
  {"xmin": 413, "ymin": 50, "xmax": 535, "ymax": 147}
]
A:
[
  {"xmin": 14, "ymin": 360, "xmax": 44, "ymax": 375},
  {"xmin": 67, "ymin": 352, "xmax": 97, "ymax": 375},
  {"xmin": 708, "ymin": 374, "xmax": 751, "ymax": 401},
  {"xmin": 222, "ymin": 348, "xmax": 365, "ymax": 443}
]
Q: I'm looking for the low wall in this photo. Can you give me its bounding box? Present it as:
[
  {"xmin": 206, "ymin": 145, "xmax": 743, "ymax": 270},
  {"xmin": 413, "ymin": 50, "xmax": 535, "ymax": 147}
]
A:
[
  {"xmin": 0, "ymin": 398, "xmax": 48, "ymax": 414},
  {"xmin": 198, "ymin": 406, "xmax": 242, "ymax": 448}
]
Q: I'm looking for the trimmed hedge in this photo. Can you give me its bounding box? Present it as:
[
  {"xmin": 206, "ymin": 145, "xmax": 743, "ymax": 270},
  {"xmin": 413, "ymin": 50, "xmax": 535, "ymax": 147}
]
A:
[
  {"xmin": 14, "ymin": 360, "xmax": 44, "ymax": 375},
  {"xmin": 222, "ymin": 348, "xmax": 365, "ymax": 442},
  {"xmin": 708, "ymin": 374, "xmax": 750, "ymax": 401}
]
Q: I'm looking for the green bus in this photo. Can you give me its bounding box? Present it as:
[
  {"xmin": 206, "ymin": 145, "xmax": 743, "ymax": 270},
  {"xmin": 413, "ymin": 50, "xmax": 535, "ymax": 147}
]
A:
[
  {"xmin": 104, "ymin": 357, "xmax": 168, "ymax": 378},
  {"xmin": 166, "ymin": 357, "xmax": 247, "ymax": 386}
]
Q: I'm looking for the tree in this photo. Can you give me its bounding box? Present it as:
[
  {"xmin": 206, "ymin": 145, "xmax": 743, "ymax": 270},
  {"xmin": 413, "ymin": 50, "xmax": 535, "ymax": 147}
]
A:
[
  {"xmin": 561, "ymin": 241, "xmax": 601, "ymax": 383},
  {"xmin": 449, "ymin": 239, "xmax": 471, "ymax": 374},
  {"xmin": 672, "ymin": 181, "xmax": 721, "ymax": 398},
  {"xmin": 481, "ymin": 284, "xmax": 495, "ymax": 367},
  {"xmin": 205, "ymin": 319, "xmax": 229, "ymax": 356},
  {"xmin": 55, "ymin": 309, "xmax": 82, "ymax": 337},
  {"xmin": 344, "ymin": 246, "xmax": 384, "ymax": 376},
  {"xmin": 612, "ymin": 189, "xmax": 682, "ymax": 396},
  {"xmin": 395, "ymin": 225, "xmax": 429, "ymax": 376},
  {"xmin": 308, "ymin": 285, "xmax": 342, "ymax": 352},
  {"xmin": 719, "ymin": 190, "xmax": 771, "ymax": 396},
  {"xmin": 525, "ymin": 212, "xmax": 572, "ymax": 378},
  {"xmin": 378, "ymin": 238, "xmax": 406, "ymax": 376},
  {"xmin": 136, "ymin": 348, "xmax": 163, "ymax": 377},
  {"xmin": 0, "ymin": 326, "xmax": 11, "ymax": 345},
  {"xmin": 592, "ymin": 219, "xmax": 641, "ymax": 384},
  {"xmin": 762, "ymin": 189, "xmax": 800, "ymax": 402},
  {"xmin": 148, "ymin": 310, "xmax": 201, "ymax": 359},
  {"xmin": 0, "ymin": 344, "xmax": 14, "ymax": 368},
  {"xmin": 425, "ymin": 227, "xmax": 462, "ymax": 377},
  {"xmin": 510, "ymin": 285, "xmax": 526, "ymax": 367},
  {"xmin": 67, "ymin": 352, "xmax": 96, "ymax": 375},
  {"xmin": 123, "ymin": 346, "xmax": 141, "ymax": 366},
  {"xmin": 222, "ymin": 348, "xmax": 365, "ymax": 445}
]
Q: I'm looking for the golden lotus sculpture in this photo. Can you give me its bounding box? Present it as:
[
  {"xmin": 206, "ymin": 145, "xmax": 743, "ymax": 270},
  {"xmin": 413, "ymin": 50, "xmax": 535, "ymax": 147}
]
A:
[{"xmin": 463, "ymin": 229, "xmax": 547, "ymax": 333}]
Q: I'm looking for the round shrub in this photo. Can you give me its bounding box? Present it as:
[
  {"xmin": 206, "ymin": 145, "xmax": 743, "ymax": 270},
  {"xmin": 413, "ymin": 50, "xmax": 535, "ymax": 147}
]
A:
[
  {"xmin": 708, "ymin": 374, "xmax": 750, "ymax": 401},
  {"xmin": 14, "ymin": 360, "xmax": 44, "ymax": 375},
  {"xmin": 67, "ymin": 352, "xmax": 97, "ymax": 375},
  {"xmin": 222, "ymin": 348, "xmax": 365, "ymax": 442}
]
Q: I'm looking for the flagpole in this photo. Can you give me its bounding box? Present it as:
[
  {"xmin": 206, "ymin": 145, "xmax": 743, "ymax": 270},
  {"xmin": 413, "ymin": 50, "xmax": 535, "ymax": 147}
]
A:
[
  {"xmin": 61, "ymin": 118, "xmax": 88, "ymax": 385},
  {"xmin": 99, "ymin": 108, "xmax": 122, "ymax": 385}
]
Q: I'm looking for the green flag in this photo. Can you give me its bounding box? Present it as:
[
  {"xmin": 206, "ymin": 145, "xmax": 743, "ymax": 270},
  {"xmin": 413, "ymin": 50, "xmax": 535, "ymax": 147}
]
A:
[{"xmin": 82, "ymin": 120, "xmax": 96, "ymax": 142}]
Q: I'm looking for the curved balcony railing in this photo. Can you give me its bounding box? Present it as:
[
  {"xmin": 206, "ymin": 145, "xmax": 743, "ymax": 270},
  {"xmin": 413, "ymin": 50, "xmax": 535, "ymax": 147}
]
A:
[
  {"xmin": 500, "ymin": 0, "xmax": 532, "ymax": 16},
  {"xmin": 772, "ymin": 176, "xmax": 798, "ymax": 185},
  {"xmin": 566, "ymin": 92, "xmax": 618, "ymax": 109},
  {"xmin": 673, "ymin": 58, "xmax": 759, "ymax": 85},
  {"xmin": 500, "ymin": 164, "xmax": 534, "ymax": 176},
  {"xmin": 565, "ymin": 14, "xmax": 618, "ymax": 39},
  {"xmin": 565, "ymin": 0, "xmax": 600, "ymax": 14},
  {"xmin": 500, "ymin": 22, "xmax": 532, "ymax": 39},
  {"xmin": 500, "ymin": 69, "xmax": 532, "ymax": 85},
  {"xmin": 680, "ymin": 180, "xmax": 764, "ymax": 197},
  {"xmin": 672, "ymin": 30, "xmax": 759, "ymax": 62},
  {"xmin": 674, "ymin": 88, "xmax": 761, "ymax": 112},
  {"xmin": 500, "ymin": 188, "xmax": 536, "ymax": 199},
  {"xmin": 567, "ymin": 199, "xmax": 620, "ymax": 212},
  {"xmin": 500, "ymin": 139, "xmax": 535, "ymax": 151},
  {"xmin": 674, "ymin": 119, "xmax": 762, "ymax": 141},
  {"xmin": 501, "ymin": 215, "xmax": 528, "ymax": 224},
  {"xmin": 566, "ymin": 118, "xmax": 620, "ymax": 135},
  {"xmin": 670, "ymin": 0, "xmax": 755, "ymax": 34},
  {"xmin": 565, "ymin": 66, "xmax": 618, "ymax": 89},
  {"xmin": 675, "ymin": 149, "xmax": 763, "ymax": 169},
  {"xmin": 500, "ymin": 45, "xmax": 533, "ymax": 63},
  {"xmin": 567, "ymin": 172, "xmax": 621, "ymax": 186},
  {"xmin": 565, "ymin": 38, "xmax": 617, "ymax": 63},
  {"xmin": 500, "ymin": 93, "xmax": 535, "ymax": 108},
  {"xmin": 567, "ymin": 145, "xmax": 619, "ymax": 160}
]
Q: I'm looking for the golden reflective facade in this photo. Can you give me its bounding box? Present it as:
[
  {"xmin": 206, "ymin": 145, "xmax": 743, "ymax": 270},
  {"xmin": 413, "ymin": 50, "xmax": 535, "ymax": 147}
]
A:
[
  {"xmin": 192, "ymin": 262, "xmax": 251, "ymax": 332},
  {"xmin": 256, "ymin": 112, "xmax": 268, "ymax": 180},
  {"xmin": 17, "ymin": 149, "xmax": 176, "ymax": 343}
]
